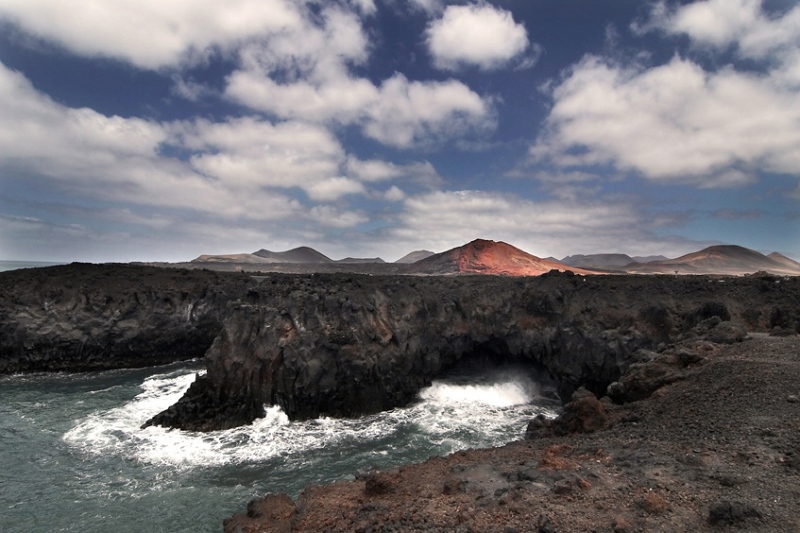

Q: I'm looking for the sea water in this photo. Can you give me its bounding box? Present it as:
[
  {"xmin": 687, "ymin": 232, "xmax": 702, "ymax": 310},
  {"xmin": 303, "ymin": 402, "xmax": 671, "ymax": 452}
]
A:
[
  {"xmin": 0, "ymin": 362, "xmax": 559, "ymax": 533},
  {"xmin": 0, "ymin": 260, "xmax": 65, "ymax": 272}
]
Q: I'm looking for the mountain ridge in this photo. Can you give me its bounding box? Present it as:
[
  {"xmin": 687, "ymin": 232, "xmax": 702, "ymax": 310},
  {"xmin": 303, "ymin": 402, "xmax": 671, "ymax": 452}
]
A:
[
  {"xmin": 627, "ymin": 245, "xmax": 800, "ymax": 275},
  {"xmin": 188, "ymin": 242, "xmax": 800, "ymax": 276}
]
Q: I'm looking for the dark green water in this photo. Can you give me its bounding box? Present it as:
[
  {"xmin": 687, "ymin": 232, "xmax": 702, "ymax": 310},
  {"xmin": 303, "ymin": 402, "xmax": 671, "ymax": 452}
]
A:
[{"xmin": 0, "ymin": 363, "xmax": 558, "ymax": 532}]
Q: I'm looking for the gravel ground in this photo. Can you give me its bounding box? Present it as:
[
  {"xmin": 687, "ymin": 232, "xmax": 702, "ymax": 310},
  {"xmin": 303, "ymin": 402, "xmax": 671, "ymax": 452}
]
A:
[{"xmin": 226, "ymin": 334, "xmax": 800, "ymax": 533}]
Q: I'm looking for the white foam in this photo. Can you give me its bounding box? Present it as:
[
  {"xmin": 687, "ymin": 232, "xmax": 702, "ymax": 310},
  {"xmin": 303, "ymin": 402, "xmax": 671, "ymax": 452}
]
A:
[
  {"xmin": 419, "ymin": 379, "xmax": 535, "ymax": 407},
  {"xmin": 64, "ymin": 367, "xmax": 558, "ymax": 469}
]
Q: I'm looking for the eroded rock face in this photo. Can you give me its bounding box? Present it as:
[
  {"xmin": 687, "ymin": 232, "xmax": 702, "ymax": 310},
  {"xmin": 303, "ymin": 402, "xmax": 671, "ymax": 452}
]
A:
[
  {"xmin": 0, "ymin": 264, "xmax": 250, "ymax": 373},
  {"xmin": 3, "ymin": 265, "xmax": 798, "ymax": 432},
  {"xmin": 145, "ymin": 272, "xmax": 800, "ymax": 430}
]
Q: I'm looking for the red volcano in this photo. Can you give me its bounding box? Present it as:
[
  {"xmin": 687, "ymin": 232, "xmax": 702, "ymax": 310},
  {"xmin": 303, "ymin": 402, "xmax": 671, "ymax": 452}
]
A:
[{"xmin": 408, "ymin": 239, "xmax": 596, "ymax": 276}]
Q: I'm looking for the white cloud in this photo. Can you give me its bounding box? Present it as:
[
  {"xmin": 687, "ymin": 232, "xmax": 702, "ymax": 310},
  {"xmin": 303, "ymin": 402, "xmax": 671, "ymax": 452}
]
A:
[
  {"xmin": 349, "ymin": 0, "xmax": 377, "ymax": 16},
  {"xmin": 224, "ymin": 5, "xmax": 496, "ymax": 148},
  {"xmin": 425, "ymin": 3, "xmax": 529, "ymax": 70},
  {"xmin": 345, "ymin": 157, "xmax": 443, "ymax": 188},
  {"xmin": 309, "ymin": 205, "xmax": 368, "ymax": 228},
  {"xmin": 0, "ymin": 61, "xmax": 362, "ymax": 227},
  {"xmin": 642, "ymin": 0, "xmax": 800, "ymax": 60},
  {"xmin": 530, "ymin": 55, "xmax": 800, "ymax": 184},
  {"xmin": 171, "ymin": 75, "xmax": 216, "ymax": 101},
  {"xmin": 387, "ymin": 190, "xmax": 686, "ymax": 259},
  {"xmin": 384, "ymin": 185, "xmax": 406, "ymax": 202},
  {"xmin": 0, "ymin": 0, "xmax": 304, "ymax": 69},
  {"xmin": 362, "ymin": 74, "xmax": 495, "ymax": 148},
  {"xmin": 3, "ymin": 60, "xmax": 483, "ymax": 260},
  {"xmin": 176, "ymin": 117, "xmax": 344, "ymax": 189},
  {"xmin": 305, "ymin": 177, "xmax": 366, "ymax": 202}
]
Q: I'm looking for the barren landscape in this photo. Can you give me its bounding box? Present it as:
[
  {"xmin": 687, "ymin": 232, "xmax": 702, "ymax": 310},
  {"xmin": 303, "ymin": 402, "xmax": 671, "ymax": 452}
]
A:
[
  {"xmin": 2, "ymin": 243, "xmax": 799, "ymax": 532},
  {"xmin": 228, "ymin": 334, "xmax": 800, "ymax": 532}
]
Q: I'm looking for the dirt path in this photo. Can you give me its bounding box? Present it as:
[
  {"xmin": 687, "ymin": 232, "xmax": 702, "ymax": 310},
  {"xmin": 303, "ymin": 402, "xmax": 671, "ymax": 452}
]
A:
[{"xmin": 226, "ymin": 335, "xmax": 800, "ymax": 533}]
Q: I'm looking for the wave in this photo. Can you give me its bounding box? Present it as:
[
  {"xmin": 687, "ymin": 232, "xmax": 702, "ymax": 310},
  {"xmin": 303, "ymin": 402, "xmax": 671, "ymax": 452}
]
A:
[{"xmin": 63, "ymin": 366, "xmax": 558, "ymax": 469}]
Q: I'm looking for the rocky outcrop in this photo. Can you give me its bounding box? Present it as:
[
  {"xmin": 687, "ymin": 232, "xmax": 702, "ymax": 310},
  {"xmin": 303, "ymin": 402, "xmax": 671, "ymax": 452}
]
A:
[
  {"xmin": 2, "ymin": 265, "xmax": 798, "ymax": 432},
  {"xmin": 225, "ymin": 336, "xmax": 800, "ymax": 533},
  {"xmin": 0, "ymin": 264, "xmax": 251, "ymax": 373},
  {"xmin": 146, "ymin": 271, "xmax": 800, "ymax": 431}
]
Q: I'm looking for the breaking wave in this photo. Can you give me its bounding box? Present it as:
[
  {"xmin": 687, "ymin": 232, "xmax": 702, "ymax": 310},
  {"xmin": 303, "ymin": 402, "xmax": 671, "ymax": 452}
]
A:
[{"xmin": 63, "ymin": 365, "xmax": 559, "ymax": 469}]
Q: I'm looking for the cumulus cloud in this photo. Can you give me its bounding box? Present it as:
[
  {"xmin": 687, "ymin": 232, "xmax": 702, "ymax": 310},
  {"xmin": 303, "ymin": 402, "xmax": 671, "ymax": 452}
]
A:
[
  {"xmin": 640, "ymin": 0, "xmax": 800, "ymax": 60},
  {"xmin": 0, "ymin": 0, "xmax": 303, "ymax": 69},
  {"xmin": 384, "ymin": 185, "xmax": 406, "ymax": 202},
  {"xmin": 309, "ymin": 205, "xmax": 369, "ymax": 228},
  {"xmin": 0, "ymin": 60, "xmax": 384, "ymax": 241},
  {"xmin": 360, "ymin": 74, "xmax": 495, "ymax": 147},
  {"xmin": 425, "ymin": 3, "xmax": 530, "ymax": 70},
  {"xmin": 174, "ymin": 117, "xmax": 351, "ymax": 199},
  {"xmin": 345, "ymin": 157, "xmax": 442, "ymax": 188},
  {"xmin": 225, "ymin": 5, "xmax": 496, "ymax": 147},
  {"xmin": 530, "ymin": 55, "xmax": 800, "ymax": 184},
  {"xmin": 227, "ymin": 66, "xmax": 494, "ymax": 149},
  {"xmin": 530, "ymin": 1, "xmax": 800, "ymax": 189}
]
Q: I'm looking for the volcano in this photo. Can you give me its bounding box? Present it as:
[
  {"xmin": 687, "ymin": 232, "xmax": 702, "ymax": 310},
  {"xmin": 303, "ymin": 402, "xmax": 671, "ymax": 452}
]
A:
[{"xmin": 408, "ymin": 239, "xmax": 595, "ymax": 276}]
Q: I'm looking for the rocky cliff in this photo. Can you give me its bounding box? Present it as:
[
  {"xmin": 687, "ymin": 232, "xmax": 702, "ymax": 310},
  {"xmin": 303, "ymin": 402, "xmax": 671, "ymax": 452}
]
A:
[
  {"xmin": 144, "ymin": 271, "xmax": 800, "ymax": 431},
  {"xmin": 2, "ymin": 265, "xmax": 797, "ymax": 432},
  {"xmin": 0, "ymin": 263, "xmax": 251, "ymax": 373}
]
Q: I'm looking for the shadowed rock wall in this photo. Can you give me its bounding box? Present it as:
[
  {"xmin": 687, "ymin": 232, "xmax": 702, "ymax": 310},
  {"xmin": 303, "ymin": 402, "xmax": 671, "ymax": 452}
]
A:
[
  {"xmin": 143, "ymin": 272, "xmax": 800, "ymax": 431},
  {"xmin": 2, "ymin": 265, "xmax": 797, "ymax": 431},
  {"xmin": 0, "ymin": 264, "xmax": 251, "ymax": 373}
]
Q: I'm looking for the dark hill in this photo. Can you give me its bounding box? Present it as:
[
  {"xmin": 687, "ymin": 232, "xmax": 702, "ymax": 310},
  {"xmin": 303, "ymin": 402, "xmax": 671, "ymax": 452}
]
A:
[{"xmin": 251, "ymin": 247, "xmax": 333, "ymax": 264}]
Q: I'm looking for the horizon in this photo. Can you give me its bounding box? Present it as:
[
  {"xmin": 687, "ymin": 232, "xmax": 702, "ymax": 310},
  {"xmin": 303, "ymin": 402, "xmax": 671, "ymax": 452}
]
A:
[
  {"xmin": 3, "ymin": 238, "xmax": 798, "ymax": 265},
  {"xmin": 1, "ymin": 0, "xmax": 799, "ymax": 263}
]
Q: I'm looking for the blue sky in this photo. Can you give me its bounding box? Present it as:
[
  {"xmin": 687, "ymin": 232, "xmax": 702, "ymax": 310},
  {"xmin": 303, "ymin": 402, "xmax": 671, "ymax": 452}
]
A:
[{"xmin": 0, "ymin": 0, "xmax": 798, "ymax": 262}]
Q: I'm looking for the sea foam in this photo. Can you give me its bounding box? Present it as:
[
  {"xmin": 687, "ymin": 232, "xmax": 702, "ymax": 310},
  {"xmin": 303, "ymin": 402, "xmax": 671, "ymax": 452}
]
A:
[{"xmin": 64, "ymin": 366, "xmax": 558, "ymax": 469}]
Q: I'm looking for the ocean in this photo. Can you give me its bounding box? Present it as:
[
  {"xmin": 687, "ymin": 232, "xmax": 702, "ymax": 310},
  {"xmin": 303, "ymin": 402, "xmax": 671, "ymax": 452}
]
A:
[
  {"xmin": 0, "ymin": 362, "xmax": 558, "ymax": 532},
  {"xmin": 0, "ymin": 261, "xmax": 65, "ymax": 272}
]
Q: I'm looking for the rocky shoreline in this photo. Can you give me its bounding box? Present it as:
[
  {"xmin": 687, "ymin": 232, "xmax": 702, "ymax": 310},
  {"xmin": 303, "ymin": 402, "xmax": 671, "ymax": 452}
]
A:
[
  {"xmin": 226, "ymin": 334, "xmax": 800, "ymax": 533},
  {"xmin": 1, "ymin": 264, "xmax": 798, "ymax": 531},
  {"xmin": 143, "ymin": 270, "xmax": 797, "ymax": 433}
]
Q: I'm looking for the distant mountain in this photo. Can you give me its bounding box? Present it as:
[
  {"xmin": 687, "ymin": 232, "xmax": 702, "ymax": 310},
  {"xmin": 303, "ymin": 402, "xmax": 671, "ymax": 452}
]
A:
[
  {"xmin": 194, "ymin": 246, "xmax": 334, "ymax": 264},
  {"xmin": 561, "ymin": 253, "xmax": 634, "ymax": 270},
  {"xmin": 250, "ymin": 247, "xmax": 333, "ymax": 264},
  {"xmin": 335, "ymin": 257, "xmax": 386, "ymax": 264},
  {"xmin": 561, "ymin": 254, "xmax": 668, "ymax": 270},
  {"xmin": 408, "ymin": 239, "xmax": 595, "ymax": 276},
  {"xmin": 626, "ymin": 245, "xmax": 800, "ymax": 275},
  {"xmin": 191, "ymin": 253, "xmax": 272, "ymax": 264},
  {"xmin": 395, "ymin": 250, "xmax": 436, "ymax": 264},
  {"xmin": 633, "ymin": 255, "xmax": 668, "ymax": 263},
  {"xmin": 768, "ymin": 252, "xmax": 800, "ymax": 271}
]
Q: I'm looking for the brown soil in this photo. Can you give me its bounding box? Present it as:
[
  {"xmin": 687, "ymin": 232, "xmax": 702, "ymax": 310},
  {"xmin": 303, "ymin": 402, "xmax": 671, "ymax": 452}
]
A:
[{"xmin": 226, "ymin": 334, "xmax": 800, "ymax": 533}]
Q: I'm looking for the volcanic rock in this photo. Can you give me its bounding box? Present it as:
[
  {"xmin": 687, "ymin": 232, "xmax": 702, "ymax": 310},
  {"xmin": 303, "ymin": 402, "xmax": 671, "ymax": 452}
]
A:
[
  {"xmin": 227, "ymin": 335, "xmax": 800, "ymax": 532},
  {"xmin": 0, "ymin": 263, "xmax": 248, "ymax": 373},
  {"xmin": 144, "ymin": 272, "xmax": 799, "ymax": 430}
]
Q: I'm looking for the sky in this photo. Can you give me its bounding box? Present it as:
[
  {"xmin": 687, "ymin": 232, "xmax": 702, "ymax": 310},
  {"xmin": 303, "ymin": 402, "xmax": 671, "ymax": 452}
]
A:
[{"xmin": 0, "ymin": 0, "xmax": 798, "ymax": 263}]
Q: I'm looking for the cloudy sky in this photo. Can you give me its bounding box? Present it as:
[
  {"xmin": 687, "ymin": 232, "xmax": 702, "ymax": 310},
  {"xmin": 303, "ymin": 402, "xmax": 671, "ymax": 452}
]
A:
[{"xmin": 1, "ymin": 0, "xmax": 798, "ymax": 263}]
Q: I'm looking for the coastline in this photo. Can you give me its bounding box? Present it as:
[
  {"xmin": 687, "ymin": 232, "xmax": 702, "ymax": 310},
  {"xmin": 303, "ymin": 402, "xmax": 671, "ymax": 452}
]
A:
[
  {"xmin": 227, "ymin": 334, "xmax": 800, "ymax": 532},
  {"xmin": 1, "ymin": 264, "xmax": 798, "ymax": 532}
]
